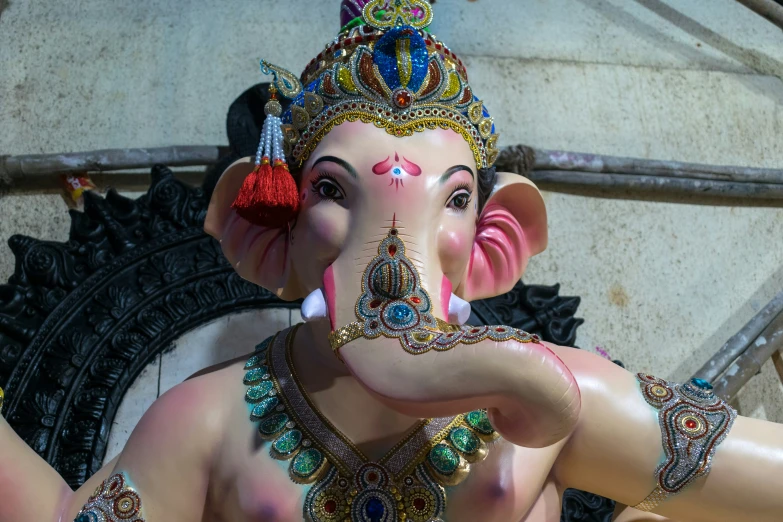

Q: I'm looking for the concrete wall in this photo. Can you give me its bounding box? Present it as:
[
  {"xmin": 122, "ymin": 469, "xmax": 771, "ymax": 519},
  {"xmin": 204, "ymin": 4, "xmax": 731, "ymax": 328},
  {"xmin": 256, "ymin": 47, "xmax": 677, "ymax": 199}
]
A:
[{"xmin": 2, "ymin": 0, "xmax": 782, "ymax": 420}]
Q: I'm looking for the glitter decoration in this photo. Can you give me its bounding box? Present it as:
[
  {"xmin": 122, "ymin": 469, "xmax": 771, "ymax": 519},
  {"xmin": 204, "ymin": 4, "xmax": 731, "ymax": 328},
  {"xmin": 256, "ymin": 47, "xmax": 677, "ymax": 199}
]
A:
[
  {"xmin": 272, "ymin": 429, "xmax": 304, "ymax": 457},
  {"xmin": 426, "ymin": 444, "xmax": 460, "ymax": 476},
  {"xmin": 245, "ymin": 381, "xmax": 274, "ymax": 402},
  {"xmin": 258, "ymin": 413, "xmax": 290, "ymax": 437},
  {"xmin": 250, "ymin": 396, "xmax": 280, "ymax": 421},
  {"xmin": 633, "ymin": 373, "xmax": 737, "ymax": 512},
  {"xmin": 243, "ymin": 367, "xmax": 268, "ymax": 385},
  {"xmin": 74, "ymin": 473, "xmax": 144, "ymax": 522},
  {"xmin": 448, "ymin": 426, "xmax": 480, "ymax": 455}
]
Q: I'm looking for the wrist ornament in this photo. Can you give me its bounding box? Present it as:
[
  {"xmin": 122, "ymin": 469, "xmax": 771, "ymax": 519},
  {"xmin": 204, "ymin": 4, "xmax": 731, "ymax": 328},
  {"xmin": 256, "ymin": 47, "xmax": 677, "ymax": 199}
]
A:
[{"xmin": 632, "ymin": 373, "xmax": 736, "ymax": 512}]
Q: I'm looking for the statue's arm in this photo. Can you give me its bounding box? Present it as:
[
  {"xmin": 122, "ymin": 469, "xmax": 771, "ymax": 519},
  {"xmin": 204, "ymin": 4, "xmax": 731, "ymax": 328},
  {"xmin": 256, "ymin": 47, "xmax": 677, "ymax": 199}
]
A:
[
  {"xmin": 61, "ymin": 374, "xmax": 225, "ymax": 522},
  {"xmin": 549, "ymin": 344, "xmax": 783, "ymax": 522},
  {"xmin": 0, "ymin": 374, "xmax": 225, "ymax": 522}
]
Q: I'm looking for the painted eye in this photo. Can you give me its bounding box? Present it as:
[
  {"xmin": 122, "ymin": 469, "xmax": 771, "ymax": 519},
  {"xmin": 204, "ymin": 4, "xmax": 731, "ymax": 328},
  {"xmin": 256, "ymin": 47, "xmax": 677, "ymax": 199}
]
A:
[
  {"xmin": 447, "ymin": 189, "xmax": 471, "ymax": 211},
  {"xmin": 311, "ymin": 177, "xmax": 345, "ymax": 201}
]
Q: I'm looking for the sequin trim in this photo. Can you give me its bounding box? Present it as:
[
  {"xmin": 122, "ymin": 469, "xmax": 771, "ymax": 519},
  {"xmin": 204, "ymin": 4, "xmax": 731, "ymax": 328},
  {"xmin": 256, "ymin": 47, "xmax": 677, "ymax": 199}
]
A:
[
  {"xmin": 74, "ymin": 473, "xmax": 145, "ymax": 522},
  {"xmin": 632, "ymin": 373, "xmax": 736, "ymax": 512}
]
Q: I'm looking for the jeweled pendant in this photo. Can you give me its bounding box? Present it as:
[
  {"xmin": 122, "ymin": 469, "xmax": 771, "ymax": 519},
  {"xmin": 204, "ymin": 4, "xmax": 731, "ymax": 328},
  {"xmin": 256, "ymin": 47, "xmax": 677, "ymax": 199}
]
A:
[
  {"xmin": 290, "ymin": 447, "xmax": 327, "ymax": 484},
  {"xmin": 271, "ymin": 429, "xmax": 303, "ymax": 459},
  {"xmin": 250, "ymin": 396, "xmax": 280, "ymax": 420},
  {"xmin": 258, "ymin": 413, "xmax": 289, "ymax": 437},
  {"xmin": 245, "ymin": 381, "xmax": 274, "ymax": 402}
]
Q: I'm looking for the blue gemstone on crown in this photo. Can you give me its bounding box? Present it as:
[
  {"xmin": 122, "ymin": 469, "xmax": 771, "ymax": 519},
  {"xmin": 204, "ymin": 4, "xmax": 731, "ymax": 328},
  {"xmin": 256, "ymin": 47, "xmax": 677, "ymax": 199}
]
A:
[
  {"xmin": 366, "ymin": 497, "xmax": 385, "ymax": 521},
  {"xmin": 690, "ymin": 378, "xmax": 713, "ymax": 391}
]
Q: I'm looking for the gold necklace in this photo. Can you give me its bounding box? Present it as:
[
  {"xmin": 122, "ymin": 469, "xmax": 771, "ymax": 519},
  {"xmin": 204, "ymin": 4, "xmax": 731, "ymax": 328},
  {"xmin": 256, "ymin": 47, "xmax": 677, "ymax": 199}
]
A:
[{"xmin": 242, "ymin": 326, "xmax": 498, "ymax": 521}]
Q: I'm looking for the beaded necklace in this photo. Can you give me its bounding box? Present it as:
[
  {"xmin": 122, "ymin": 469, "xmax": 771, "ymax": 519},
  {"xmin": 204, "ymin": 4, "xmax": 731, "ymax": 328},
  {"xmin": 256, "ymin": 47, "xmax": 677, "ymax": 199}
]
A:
[{"xmin": 242, "ymin": 326, "xmax": 498, "ymax": 522}]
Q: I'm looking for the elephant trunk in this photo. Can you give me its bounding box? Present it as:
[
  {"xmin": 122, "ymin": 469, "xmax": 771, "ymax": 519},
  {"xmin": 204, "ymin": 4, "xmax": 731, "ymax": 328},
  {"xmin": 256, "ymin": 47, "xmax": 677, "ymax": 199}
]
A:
[{"xmin": 322, "ymin": 228, "xmax": 581, "ymax": 449}]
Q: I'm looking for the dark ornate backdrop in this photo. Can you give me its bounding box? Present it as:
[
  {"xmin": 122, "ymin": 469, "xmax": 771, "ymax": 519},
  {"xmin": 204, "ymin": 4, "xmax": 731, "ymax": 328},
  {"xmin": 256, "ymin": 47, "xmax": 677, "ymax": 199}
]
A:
[{"xmin": 0, "ymin": 83, "xmax": 618, "ymax": 522}]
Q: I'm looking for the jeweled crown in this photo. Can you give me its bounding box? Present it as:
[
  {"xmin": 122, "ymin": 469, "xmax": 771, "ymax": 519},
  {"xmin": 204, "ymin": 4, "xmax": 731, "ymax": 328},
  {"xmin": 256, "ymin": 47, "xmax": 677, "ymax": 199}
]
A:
[{"xmin": 273, "ymin": 0, "xmax": 498, "ymax": 169}]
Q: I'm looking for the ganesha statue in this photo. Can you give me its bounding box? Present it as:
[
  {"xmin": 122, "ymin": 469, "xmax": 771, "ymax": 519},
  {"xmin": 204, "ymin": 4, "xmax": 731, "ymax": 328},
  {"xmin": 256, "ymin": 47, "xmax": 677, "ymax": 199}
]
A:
[{"xmin": 0, "ymin": 1, "xmax": 782, "ymax": 521}]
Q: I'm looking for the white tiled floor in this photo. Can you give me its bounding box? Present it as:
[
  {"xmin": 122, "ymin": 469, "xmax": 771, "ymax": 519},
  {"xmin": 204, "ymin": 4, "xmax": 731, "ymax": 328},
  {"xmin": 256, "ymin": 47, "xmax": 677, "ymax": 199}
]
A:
[{"xmin": 103, "ymin": 307, "xmax": 297, "ymax": 465}]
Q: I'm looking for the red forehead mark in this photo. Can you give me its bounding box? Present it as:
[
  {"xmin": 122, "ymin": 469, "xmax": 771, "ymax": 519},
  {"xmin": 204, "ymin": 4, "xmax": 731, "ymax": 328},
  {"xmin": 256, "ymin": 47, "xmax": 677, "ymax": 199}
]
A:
[
  {"xmin": 372, "ymin": 156, "xmax": 393, "ymax": 175},
  {"xmin": 373, "ymin": 153, "xmax": 422, "ymax": 191},
  {"xmin": 401, "ymin": 157, "xmax": 422, "ymax": 176}
]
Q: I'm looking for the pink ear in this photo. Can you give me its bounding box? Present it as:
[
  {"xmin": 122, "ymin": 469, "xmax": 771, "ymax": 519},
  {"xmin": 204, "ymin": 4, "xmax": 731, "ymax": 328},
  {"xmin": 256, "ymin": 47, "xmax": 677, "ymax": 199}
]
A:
[
  {"xmin": 457, "ymin": 172, "xmax": 547, "ymax": 301},
  {"xmin": 204, "ymin": 157, "xmax": 300, "ymax": 299}
]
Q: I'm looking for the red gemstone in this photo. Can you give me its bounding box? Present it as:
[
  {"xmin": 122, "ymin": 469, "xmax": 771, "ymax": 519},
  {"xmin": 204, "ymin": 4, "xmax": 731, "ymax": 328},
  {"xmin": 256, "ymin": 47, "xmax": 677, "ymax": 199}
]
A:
[
  {"xmin": 370, "ymin": 321, "xmax": 379, "ymax": 328},
  {"xmin": 368, "ymin": 472, "xmax": 378, "ymax": 481},
  {"xmin": 410, "ymin": 297, "xmax": 421, "ymax": 304},
  {"xmin": 471, "ymin": 328, "xmax": 480, "ymax": 333},
  {"xmin": 495, "ymin": 327, "xmax": 505, "ymax": 332},
  {"xmin": 356, "ymin": 35, "xmax": 364, "ymax": 42},
  {"xmin": 388, "ymin": 245, "xmax": 397, "ymax": 256},
  {"xmin": 324, "ymin": 500, "xmax": 337, "ymax": 513},
  {"xmin": 394, "ymin": 90, "xmax": 412, "ymax": 108},
  {"xmin": 370, "ymin": 299, "xmax": 382, "ymax": 308},
  {"xmin": 435, "ymin": 43, "xmax": 442, "ymax": 50},
  {"xmin": 685, "ymin": 419, "xmax": 698, "ymax": 429},
  {"xmin": 390, "ymin": 228, "xmax": 398, "ymax": 235},
  {"xmin": 344, "ymin": 37, "xmax": 353, "ymax": 45},
  {"xmin": 413, "ymin": 497, "xmax": 426, "ymax": 511}
]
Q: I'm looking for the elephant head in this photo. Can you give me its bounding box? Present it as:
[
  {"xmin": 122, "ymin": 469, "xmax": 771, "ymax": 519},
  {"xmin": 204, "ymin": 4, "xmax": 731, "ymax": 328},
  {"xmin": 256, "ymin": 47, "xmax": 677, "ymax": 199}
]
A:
[{"xmin": 206, "ymin": 120, "xmax": 580, "ymax": 448}]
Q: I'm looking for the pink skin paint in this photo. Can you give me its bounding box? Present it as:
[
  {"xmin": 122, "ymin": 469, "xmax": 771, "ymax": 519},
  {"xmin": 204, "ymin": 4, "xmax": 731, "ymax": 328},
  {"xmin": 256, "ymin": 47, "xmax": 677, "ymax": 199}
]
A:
[
  {"xmin": 323, "ymin": 264, "xmax": 337, "ymax": 330},
  {"xmin": 440, "ymin": 275, "xmax": 452, "ymax": 319},
  {"xmin": 371, "ymin": 153, "xmax": 422, "ymax": 191}
]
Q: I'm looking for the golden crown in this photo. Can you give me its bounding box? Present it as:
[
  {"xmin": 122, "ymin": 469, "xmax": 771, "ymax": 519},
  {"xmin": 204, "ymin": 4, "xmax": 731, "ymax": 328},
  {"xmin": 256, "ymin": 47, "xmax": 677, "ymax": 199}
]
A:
[{"xmin": 261, "ymin": 0, "xmax": 499, "ymax": 169}]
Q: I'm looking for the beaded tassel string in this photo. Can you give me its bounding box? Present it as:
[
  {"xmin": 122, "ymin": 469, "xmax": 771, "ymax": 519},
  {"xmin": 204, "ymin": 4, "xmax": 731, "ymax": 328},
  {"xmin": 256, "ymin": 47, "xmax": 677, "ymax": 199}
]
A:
[{"xmin": 231, "ymin": 84, "xmax": 299, "ymax": 228}]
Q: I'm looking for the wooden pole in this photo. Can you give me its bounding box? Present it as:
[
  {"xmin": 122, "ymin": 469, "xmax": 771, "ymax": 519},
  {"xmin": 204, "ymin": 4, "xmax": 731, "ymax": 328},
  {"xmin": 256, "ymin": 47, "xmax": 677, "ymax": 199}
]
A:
[
  {"xmin": 713, "ymin": 310, "xmax": 783, "ymax": 401},
  {"xmin": 692, "ymin": 289, "xmax": 783, "ymax": 383},
  {"xmin": 734, "ymin": 0, "xmax": 783, "ymax": 31},
  {"xmin": 0, "ymin": 146, "xmax": 226, "ymax": 181},
  {"xmin": 4, "ymin": 144, "xmax": 783, "ymax": 202}
]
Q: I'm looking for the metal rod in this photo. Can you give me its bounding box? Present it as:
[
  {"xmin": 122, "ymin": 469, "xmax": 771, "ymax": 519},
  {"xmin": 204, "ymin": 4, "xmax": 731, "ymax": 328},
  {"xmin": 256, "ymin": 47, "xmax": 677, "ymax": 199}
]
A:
[
  {"xmin": 713, "ymin": 310, "xmax": 783, "ymax": 401},
  {"xmin": 0, "ymin": 146, "xmax": 226, "ymax": 180},
  {"xmin": 734, "ymin": 0, "xmax": 783, "ymax": 31},
  {"xmin": 692, "ymin": 289, "xmax": 783, "ymax": 382}
]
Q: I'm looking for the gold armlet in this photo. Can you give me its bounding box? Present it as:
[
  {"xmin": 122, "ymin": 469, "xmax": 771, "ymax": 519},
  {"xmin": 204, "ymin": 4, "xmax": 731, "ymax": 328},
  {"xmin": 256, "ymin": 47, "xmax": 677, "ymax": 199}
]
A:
[
  {"xmin": 76, "ymin": 472, "xmax": 144, "ymax": 521},
  {"xmin": 631, "ymin": 374, "xmax": 736, "ymax": 512}
]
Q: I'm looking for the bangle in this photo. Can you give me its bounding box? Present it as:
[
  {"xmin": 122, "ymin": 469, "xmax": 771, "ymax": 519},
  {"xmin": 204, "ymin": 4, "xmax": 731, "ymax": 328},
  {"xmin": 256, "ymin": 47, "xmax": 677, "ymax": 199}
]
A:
[{"xmin": 632, "ymin": 374, "xmax": 736, "ymax": 512}]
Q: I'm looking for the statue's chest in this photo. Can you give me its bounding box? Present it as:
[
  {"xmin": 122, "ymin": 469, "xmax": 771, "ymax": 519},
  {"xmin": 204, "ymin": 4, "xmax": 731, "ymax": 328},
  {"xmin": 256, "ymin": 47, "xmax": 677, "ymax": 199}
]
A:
[{"xmin": 232, "ymin": 328, "xmax": 520, "ymax": 522}]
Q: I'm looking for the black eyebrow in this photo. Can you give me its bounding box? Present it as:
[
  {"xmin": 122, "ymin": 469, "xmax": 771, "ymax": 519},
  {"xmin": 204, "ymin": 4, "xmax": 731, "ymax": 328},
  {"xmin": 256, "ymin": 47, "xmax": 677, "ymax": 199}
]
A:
[
  {"xmin": 438, "ymin": 165, "xmax": 475, "ymax": 184},
  {"xmin": 312, "ymin": 155, "xmax": 359, "ymax": 179}
]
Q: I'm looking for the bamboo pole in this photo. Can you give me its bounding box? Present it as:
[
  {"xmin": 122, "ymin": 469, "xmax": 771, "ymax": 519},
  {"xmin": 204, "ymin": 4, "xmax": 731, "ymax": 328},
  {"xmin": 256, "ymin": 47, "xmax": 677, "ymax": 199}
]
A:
[
  {"xmin": 692, "ymin": 289, "xmax": 783, "ymax": 383},
  {"xmin": 712, "ymin": 310, "xmax": 783, "ymax": 401},
  {"xmin": 734, "ymin": 0, "xmax": 783, "ymax": 31}
]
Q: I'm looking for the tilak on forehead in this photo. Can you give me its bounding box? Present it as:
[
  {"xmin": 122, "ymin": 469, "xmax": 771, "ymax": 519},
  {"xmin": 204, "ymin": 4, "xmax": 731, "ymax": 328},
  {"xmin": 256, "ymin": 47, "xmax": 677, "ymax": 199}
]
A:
[{"xmin": 231, "ymin": 0, "xmax": 499, "ymax": 228}]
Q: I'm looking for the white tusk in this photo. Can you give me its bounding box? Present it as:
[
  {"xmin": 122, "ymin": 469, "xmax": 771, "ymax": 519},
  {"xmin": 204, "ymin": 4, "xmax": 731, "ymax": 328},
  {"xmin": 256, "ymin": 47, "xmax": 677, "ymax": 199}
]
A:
[
  {"xmin": 301, "ymin": 288, "xmax": 329, "ymax": 322},
  {"xmin": 448, "ymin": 293, "xmax": 471, "ymax": 325}
]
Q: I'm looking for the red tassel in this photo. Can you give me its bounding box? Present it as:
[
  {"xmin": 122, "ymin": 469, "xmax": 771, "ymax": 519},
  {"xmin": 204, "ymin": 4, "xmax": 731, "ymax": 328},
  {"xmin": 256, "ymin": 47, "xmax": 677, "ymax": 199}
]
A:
[{"xmin": 231, "ymin": 157, "xmax": 300, "ymax": 228}]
